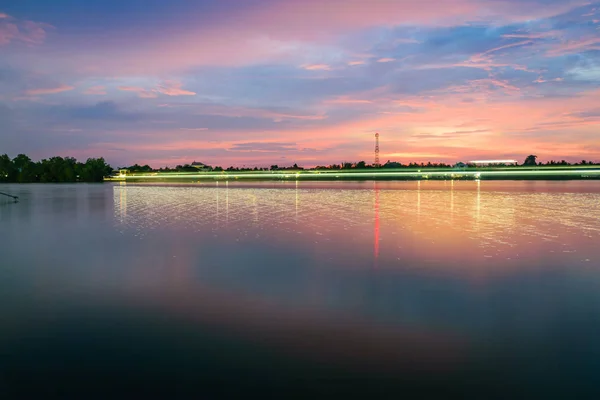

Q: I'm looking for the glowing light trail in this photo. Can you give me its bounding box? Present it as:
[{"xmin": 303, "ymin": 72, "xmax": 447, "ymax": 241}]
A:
[{"xmin": 106, "ymin": 168, "xmax": 600, "ymax": 182}]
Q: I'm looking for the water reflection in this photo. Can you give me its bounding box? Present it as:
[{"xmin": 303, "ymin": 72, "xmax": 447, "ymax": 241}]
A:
[
  {"xmin": 111, "ymin": 181, "xmax": 600, "ymax": 276},
  {"xmin": 374, "ymin": 182, "xmax": 380, "ymax": 265},
  {"xmin": 118, "ymin": 181, "xmax": 127, "ymax": 224},
  {"xmin": 2, "ymin": 181, "xmax": 600, "ymax": 397}
]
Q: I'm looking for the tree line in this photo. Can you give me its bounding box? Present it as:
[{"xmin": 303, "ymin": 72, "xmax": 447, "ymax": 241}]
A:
[
  {"xmin": 2, "ymin": 154, "xmax": 597, "ymax": 183},
  {"xmin": 522, "ymin": 155, "xmax": 599, "ymax": 166},
  {"xmin": 0, "ymin": 154, "xmax": 113, "ymax": 183},
  {"xmin": 126, "ymin": 158, "xmax": 598, "ymax": 173}
]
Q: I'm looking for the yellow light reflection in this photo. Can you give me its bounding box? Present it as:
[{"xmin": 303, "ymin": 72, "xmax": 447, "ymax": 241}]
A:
[{"xmin": 112, "ymin": 181, "xmax": 600, "ymax": 276}]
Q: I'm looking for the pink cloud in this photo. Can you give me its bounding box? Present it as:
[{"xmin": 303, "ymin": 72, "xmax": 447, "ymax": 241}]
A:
[
  {"xmin": 486, "ymin": 78, "xmax": 520, "ymax": 93},
  {"xmin": 118, "ymin": 86, "xmax": 159, "ymax": 98},
  {"xmin": 324, "ymin": 96, "xmax": 374, "ymax": 105},
  {"xmin": 161, "ymin": 102, "xmax": 302, "ymax": 121},
  {"xmin": 348, "ymin": 61, "xmax": 366, "ymax": 66},
  {"xmin": 377, "ymin": 58, "xmax": 396, "ymax": 63},
  {"xmin": 183, "ymin": 103, "xmax": 327, "ymax": 122},
  {"xmin": 42, "ymin": 0, "xmax": 589, "ymax": 74},
  {"xmin": 417, "ymin": 39, "xmax": 541, "ymax": 73},
  {"xmin": 83, "ymin": 85, "xmax": 107, "ymax": 95},
  {"xmin": 156, "ymin": 81, "xmax": 196, "ymax": 96},
  {"xmin": 25, "ymin": 84, "xmax": 74, "ymax": 96},
  {"xmin": 241, "ymin": 0, "xmax": 585, "ymax": 41},
  {"xmin": 302, "ymin": 64, "xmax": 332, "ymax": 71},
  {"xmin": 501, "ymin": 31, "xmax": 563, "ymax": 39},
  {"xmin": 118, "ymin": 81, "xmax": 195, "ymax": 98},
  {"xmin": 0, "ymin": 13, "xmax": 51, "ymax": 45},
  {"xmin": 0, "ymin": 21, "xmax": 18, "ymax": 45},
  {"xmin": 546, "ymin": 37, "xmax": 600, "ymax": 56},
  {"xmin": 472, "ymin": 40, "xmax": 533, "ymax": 62}
]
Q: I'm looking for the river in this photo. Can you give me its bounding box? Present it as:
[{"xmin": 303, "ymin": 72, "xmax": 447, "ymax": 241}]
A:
[{"xmin": 1, "ymin": 181, "xmax": 600, "ymax": 398}]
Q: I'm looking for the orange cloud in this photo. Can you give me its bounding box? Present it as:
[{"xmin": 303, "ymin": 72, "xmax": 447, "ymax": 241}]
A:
[
  {"xmin": 83, "ymin": 85, "xmax": 107, "ymax": 95},
  {"xmin": 25, "ymin": 84, "xmax": 74, "ymax": 96},
  {"xmin": 156, "ymin": 81, "xmax": 196, "ymax": 96}
]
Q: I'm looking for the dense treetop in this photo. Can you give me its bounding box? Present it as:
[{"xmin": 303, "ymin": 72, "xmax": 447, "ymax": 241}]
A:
[{"xmin": 0, "ymin": 154, "xmax": 113, "ymax": 183}]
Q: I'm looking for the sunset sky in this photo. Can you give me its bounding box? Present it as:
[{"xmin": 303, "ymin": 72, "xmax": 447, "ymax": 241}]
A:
[{"xmin": 1, "ymin": 0, "xmax": 599, "ymax": 167}]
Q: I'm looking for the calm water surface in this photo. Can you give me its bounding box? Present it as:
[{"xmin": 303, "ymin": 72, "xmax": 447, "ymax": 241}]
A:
[{"xmin": 1, "ymin": 181, "xmax": 600, "ymax": 398}]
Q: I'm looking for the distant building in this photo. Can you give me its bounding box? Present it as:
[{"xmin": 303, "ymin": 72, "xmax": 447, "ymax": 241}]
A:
[
  {"xmin": 469, "ymin": 159, "xmax": 518, "ymax": 166},
  {"xmin": 454, "ymin": 162, "xmax": 467, "ymax": 170}
]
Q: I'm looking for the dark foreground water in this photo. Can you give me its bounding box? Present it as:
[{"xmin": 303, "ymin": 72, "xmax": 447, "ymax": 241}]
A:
[{"xmin": 1, "ymin": 181, "xmax": 600, "ymax": 398}]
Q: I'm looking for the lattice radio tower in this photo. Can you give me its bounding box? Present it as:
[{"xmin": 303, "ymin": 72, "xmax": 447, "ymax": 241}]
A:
[{"xmin": 374, "ymin": 132, "xmax": 380, "ymax": 166}]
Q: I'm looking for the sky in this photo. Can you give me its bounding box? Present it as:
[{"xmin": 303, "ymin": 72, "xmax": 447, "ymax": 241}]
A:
[{"xmin": 1, "ymin": 0, "xmax": 600, "ymax": 168}]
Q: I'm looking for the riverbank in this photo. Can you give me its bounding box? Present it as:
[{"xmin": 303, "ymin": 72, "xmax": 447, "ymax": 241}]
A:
[{"xmin": 105, "ymin": 166, "xmax": 600, "ymax": 182}]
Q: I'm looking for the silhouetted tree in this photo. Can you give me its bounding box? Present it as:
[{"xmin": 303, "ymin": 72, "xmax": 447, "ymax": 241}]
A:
[
  {"xmin": 0, "ymin": 154, "xmax": 15, "ymax": 182},
  {"xmin": 523, "ymin": 155, "xmax": 538, "ymax": 166},
  {"xmin": 127, "ymin": 164, "xmax": 153, "ymax": 172},
  {"xmin": 384, "ymin": 161, "xmax": 403, "ymax": 168},
  {"xmin": 80, "ymin": 158, "xmax": 113, "ymax": 182},
  {"xmin": 0, "ymin": 154, "xmax": 112, "ymax": 183},
  {"xmin": 13, "ymin": 154, "xmax": 36, "ymax": 182}
]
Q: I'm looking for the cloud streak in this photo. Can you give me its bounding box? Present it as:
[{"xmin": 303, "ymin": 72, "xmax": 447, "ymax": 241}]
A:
[
  {"xmin": 302, "ymin": 64, "xmax": 332, "ymax": 71},
  {"xmin": 83, "ymin": 86, "xmax": 107, "ymax": 95},
  {"xmin": 118, "ymin": 81, "xmax": 196, "ymax": 98},
  {"xmin": 25, "ymin": 85, "xmax": 75, "ymax": 96},
  {"xmin": 157, "ymin": 81, "xmax": 196, "ymax": 96}
]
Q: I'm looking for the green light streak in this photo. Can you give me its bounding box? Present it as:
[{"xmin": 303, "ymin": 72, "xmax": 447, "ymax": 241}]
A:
[{"xmin": 106, "ymin": 168, "xmax": 600, "ymax": 181}]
